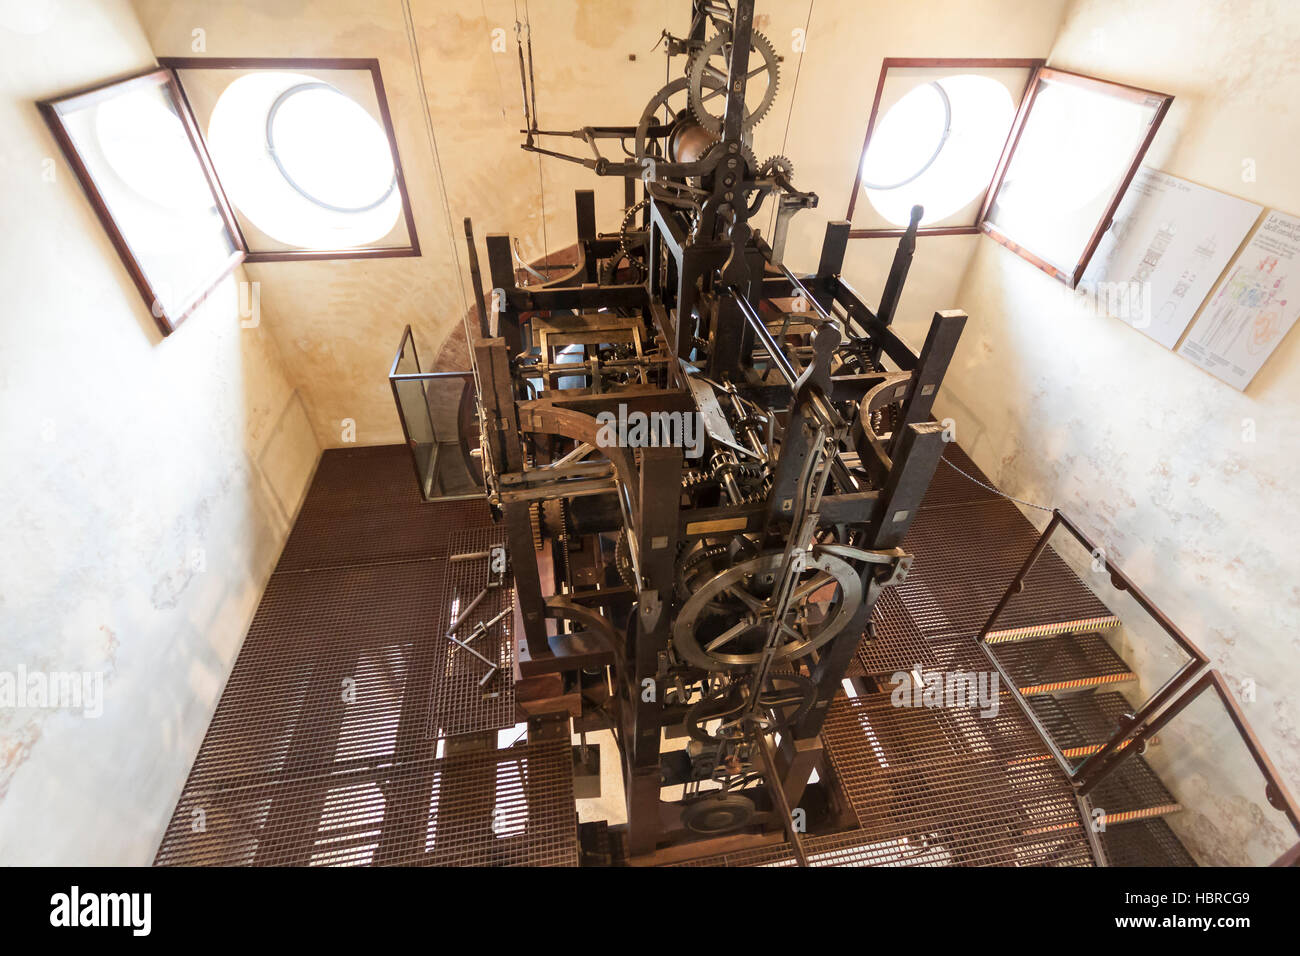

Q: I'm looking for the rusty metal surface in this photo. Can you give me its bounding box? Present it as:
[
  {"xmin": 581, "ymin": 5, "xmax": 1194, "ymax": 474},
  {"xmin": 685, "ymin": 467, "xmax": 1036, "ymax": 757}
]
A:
[
  {"xmin": 1085, "ymin": 755, "xmax": 1181, "ymax": 825},
  {"xmin": 919, "ymin": 442, "xmax": 1004, "ymax": 512},
  {"xmin": 857, "ymin": 587, "xmax": 941, "ymax": 678},
  {"xmin": 425, "ymin": 739, "xmax": 578, "ymax": 866},
  {"xmin": 278, "ymin": 445, "xmax": 493, "ymax": 572},
  {"xmin": 1027, "ymin": 691, "xmax": 1134, "ymax": 761},
  {"xmin": 818, "ymin": 692, "xmax": 1093, "ymax": 866},
  {"xmin": 156, "ymin": 738, "xmax": 577, "ymax": 867}
]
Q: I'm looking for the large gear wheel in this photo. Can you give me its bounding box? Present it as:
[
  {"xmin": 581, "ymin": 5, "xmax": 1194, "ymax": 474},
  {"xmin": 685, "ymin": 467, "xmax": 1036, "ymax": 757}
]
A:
[
  {"xmin": 687, "ymin": 29, "xmax": 780, "ymax": 135},
  {"xmin": 672, "ymin": 548, "xmax": 863, "ymax": 671},
  {"xmin": 633, "ymin": 75, "xmax": 725, "ymax": 162}
]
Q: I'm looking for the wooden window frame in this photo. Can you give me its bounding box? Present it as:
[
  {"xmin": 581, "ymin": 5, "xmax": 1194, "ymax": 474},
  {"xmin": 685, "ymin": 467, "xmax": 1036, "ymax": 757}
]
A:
[
  {"xmin": 846, "ymin": 57, "xmax": 1044, "ymax": 239},
  {"xmin": 978, "ymin": 66, "xmax": 1173, "ymax": 288},
  {"xmin": 848, "ymin": 61, "xmax": 1174, "ymax": 291},
  {"xmin": 159, "ymin": 56, "xmax": 421, "ymax": 263},
  {"xmin": 38, "ymin": 68, "xmax": 247, "ymax": 336}
]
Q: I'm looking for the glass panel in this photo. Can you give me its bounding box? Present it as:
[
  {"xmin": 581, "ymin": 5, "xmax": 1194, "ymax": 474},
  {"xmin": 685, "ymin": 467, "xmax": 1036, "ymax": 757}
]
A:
[
  {"xmin": 389, "ymin": 329, "xmax": 481, "ymax": 502},
  {"xmin": 984, "ymin": 73, "xmax": 1164, "ymax": 278},
  {"xmin": 424, "ymin": 375, "xmax": 481, "ymax": 499},
  {"xmin": 393, "ymin": 376, "xmax": 436, "ymax": 497},
  {"xmin": 1097, "ymin": 676, "xmax": 1299, "ymax": 866},
  {"xmin": 984, "ymin": 521, "xmax": 1199, "ymax": 774},
  {"xmin": 57, "ymin": 77, "xmax": 237, "ymax": 320}
]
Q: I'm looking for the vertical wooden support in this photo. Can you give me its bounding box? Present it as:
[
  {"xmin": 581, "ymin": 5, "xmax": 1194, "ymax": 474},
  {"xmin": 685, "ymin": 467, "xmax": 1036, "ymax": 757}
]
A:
[
  {"xmin": 816, "ymin": 220, "xmax": 851, "ymax": 278},
  {"xmin": 871, "ymin": 421, "xmax": 946, "ymax": 549},
  {"xmin": 575, "ymin": 190, "xmax": 598, "ymax": 283},
  {"xmin": 485, "ymin": 233, "xmax": 524, "ymax": 354},
  {"xmin": 626, "ymin": 445, "xmax": 683, "ymax": 857},
  {"xmin": 889, "ymin": 311, "xmax": 966, "ymax": 460}
]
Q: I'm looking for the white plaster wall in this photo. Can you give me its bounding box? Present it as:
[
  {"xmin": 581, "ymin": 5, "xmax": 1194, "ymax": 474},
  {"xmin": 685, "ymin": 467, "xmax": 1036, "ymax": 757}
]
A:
[
  {"xmin": 0, "ymin": 0, "xmax": 318, "ymax": 864},
  {"xmin": 937, "ymin": 0, "xmax": 1300, "ymax": 857}
]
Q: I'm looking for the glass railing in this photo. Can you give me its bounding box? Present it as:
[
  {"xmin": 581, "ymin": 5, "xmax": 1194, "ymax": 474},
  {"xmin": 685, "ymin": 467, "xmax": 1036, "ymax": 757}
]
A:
[{"xmin": 976, "ymin": 509, "xmax": 1300, "ymax": 865}]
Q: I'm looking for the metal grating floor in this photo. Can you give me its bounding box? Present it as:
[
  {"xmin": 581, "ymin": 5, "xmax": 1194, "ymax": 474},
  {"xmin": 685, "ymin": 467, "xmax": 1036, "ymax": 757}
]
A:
[
  {"xmin": 1085, "ymin": 755, "xmax": 1182, "ymax": 825},
  {"xmin": 1101, "ymin": 817, "xmax": 1197, "ymax": 867},
  {"xmin": 919, "ymin": 442, "xmax": 1004, "ymax": 512},
  {"xmin": 276, "ymin": 445, "xmax": 490, "ymax": 572},
  {"xmin": 857, "ymin": 588, "xmax": 942, "ymax": 678},
  {"xmin": 817, "ymin": 692, "xmax": 1094, "ymax": 866},
  {"xmin": 896, "ymin": 499, "xmax": 1119, "ymax": 644},
  {"xmin": 155, "ymin": 445, "xmax": 577, "ymax": 867},
  {"xmin": 428, "ymin": 528, "xmax": 517, "ymax": 738},
  {"xmin": 1027, "ymin": 691, "xmax": 1134, "ymax": 760},
  {"xmin": 426, "ymin": 740, "xmax": 578, "ymax": 867},
  {"xmin": 158, "ymin": 441, "xmax": 1190, "ymax": 868}
]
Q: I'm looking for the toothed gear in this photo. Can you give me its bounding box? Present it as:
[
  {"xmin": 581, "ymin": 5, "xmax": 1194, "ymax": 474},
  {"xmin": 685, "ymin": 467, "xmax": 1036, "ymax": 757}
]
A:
[
  {"xmin": 691, "ymin": 139, "xmax": 758, "ymax": 191},
  {"xmin": 759, "ymin": 154, "xmax": 794, "ymax": 180},
  {"xmin": 687, "ymin": 29, "xmax": 780, "ymax": 135}
]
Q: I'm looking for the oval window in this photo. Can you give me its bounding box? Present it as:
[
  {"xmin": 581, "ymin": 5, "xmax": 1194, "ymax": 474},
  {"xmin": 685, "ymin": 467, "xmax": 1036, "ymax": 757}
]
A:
[
  {"xmin": 861, "ymin": 74, "xmax": 1016, "ymax": 227},
  {"xmin": 207, "ymin": 72, "xmax": 402, "ymax": 248}
]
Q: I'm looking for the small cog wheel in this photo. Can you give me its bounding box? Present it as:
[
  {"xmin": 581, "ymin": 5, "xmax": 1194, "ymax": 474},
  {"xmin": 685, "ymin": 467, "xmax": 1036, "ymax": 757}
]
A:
[
  {"xmin": 759, "ymin": 154, "xmax": 794, "ymax": 181},
  {"xmin": 687, "ymin": 29, "xmax": 780, "ymax": 135}
]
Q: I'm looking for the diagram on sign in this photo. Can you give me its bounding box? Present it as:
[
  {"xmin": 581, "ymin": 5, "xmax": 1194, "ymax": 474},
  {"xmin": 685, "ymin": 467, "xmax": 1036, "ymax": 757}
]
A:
[
  {"xmin": 1178, "ymin": 210, "xmax": 1300, "ymax": 389},
  {"xmin": 1081, "ymin": 167, "xmax": 1261, "ymax": 348}
]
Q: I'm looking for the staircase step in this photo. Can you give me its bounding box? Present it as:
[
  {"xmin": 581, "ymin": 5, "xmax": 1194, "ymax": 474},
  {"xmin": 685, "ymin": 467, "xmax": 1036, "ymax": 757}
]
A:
[
  {"xmin": 895, "ymin": 498, "xmax": 1119, "ymax": 644},
  {"xmin": 1027, "ymin": 691, "xmax": 1134, "ymax": 760},
  {"xmin": 1101, "ymin": 817, "xmax": 1197, "ymax": 867},
  {"xmin": 1088, "ymin": 755, "xmax": 1182, "ymax": 826},
  {"xmin": 988, "ymin": 631, "xmax": 1136, "ymax": 696}
]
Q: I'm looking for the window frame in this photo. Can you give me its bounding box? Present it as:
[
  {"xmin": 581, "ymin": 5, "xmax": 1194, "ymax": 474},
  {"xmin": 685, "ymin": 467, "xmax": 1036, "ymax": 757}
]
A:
[
  {"xmin": 159, "ymin": 56, "xmax": 421, "ymax": 263},
  {"xmin": 37, "ymin": 67, "xmax": 247, "ymax": 336},
  {"xmin": 846, "ymin": 57, "xmax": 1044, "ymax": 239},
  {"xmin": 848, "ymin": 61, "xmax": 1174, "ymax": 291},
  {"xmin": 978, "ymin": 66, "xmax": 1173, "ymax": 288}
]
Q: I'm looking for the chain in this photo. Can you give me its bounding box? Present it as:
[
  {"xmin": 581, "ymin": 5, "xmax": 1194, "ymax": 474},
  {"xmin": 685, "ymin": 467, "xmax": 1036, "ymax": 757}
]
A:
[{"xmin": 938, "ymin": 455, "xmax": 1054, "ymax": 513}]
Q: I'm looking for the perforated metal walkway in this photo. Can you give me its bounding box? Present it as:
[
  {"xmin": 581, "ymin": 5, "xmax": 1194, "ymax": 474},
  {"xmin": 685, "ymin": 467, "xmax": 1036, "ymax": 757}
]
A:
[
  {"xmin": 156, "ymin": 442, "xmax": 1189, "ymax": 868},
  {"xmin": 154, "ymin": 446, "xmax": 577, "ymax": 867}
]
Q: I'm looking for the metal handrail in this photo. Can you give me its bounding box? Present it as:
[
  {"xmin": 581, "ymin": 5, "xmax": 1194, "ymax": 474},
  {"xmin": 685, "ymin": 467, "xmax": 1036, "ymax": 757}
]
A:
[{"xmin": 976, "ymin": 508, "xmax": 1209, "ymax": 790}]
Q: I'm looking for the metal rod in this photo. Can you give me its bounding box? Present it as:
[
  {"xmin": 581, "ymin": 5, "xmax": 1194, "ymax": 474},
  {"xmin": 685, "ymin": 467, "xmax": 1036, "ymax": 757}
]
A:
[
  {"xmin": 449, "ymin": 550, "xmax": 491, "ymax": 563},
  {"xmin": 464, "ymin": 217, "xmax": 490, "ymax": 338},
  {"xmin": 446, "ymin": 586, "xmax": 489, "ymax": 635},
  {"xmin": 756, "ymin": 733, "xmax": 809, "ymax": 867}
]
